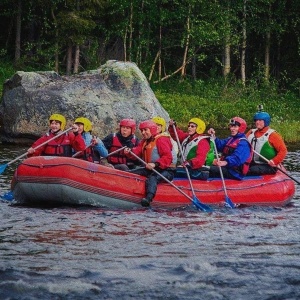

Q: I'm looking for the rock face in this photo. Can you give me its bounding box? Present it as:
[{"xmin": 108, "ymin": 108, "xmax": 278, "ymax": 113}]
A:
[{"xmin": 0, "ymin": 60, "xmax": 169, "ymax": 143}]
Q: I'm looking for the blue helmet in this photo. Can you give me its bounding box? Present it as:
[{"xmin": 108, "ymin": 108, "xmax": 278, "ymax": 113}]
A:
[{"xmin": 253, "ymin": 111, "xmax": 271, "ymax": 127}]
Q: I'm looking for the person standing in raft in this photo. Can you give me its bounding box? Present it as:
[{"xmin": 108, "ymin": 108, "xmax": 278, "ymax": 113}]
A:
[
  {"xmin": 168, "ymin": 118, "xmax": 214, "ymax": 180},
  {"xmin": 208, "ymin": 117, "xmax": 252, "ymax": 180},
  {"xmin": 74, "ymin": 117, "xmax": 108, "ymax": 163},
  {"xmin": 27, "ymin": 114, "xmax": 85, "ymax": 157},
  {"xmin": 246, "ymin": 105, "xmax": 287, "ymax": 175},
  {"xmin": 124, "ymin": 120, "xmax": 176, "ymax": 207},
  {"xmin": 102, "ymin": 118, "xmax": 140, "ymax": 171}
]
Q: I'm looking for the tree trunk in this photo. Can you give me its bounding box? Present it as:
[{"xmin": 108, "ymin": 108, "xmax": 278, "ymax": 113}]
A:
[
  {"xmin": 223, "ymin": 37, "xmax": 231, "ymax": 77},
  {"xmin": 241, "ymin": 0, "xmax": 247, "ymax": 86},
  {"xmin": 66, "ymin": 44, "xmax": 73, "ymax": 75},
  {"xmin": 73, "ymin": 45, "xmax": 80, "ymax": 73},
  {"xmin": 128, "ymin": 0, "xmax": 133, "ymax": 61},
  {"xmin": 51, "ymin": 8, "xmax": 59, "ymax": 72},
  {"xmin": 181, "ymin": 5, "xmax": 191, "ymax": 80},
  {"xmin": 264, "ymin": 30, "xmax": 270, "ymax": 82},
  {"xmin": 192, "ymin": 56, "xmax": 196, "ymax": 80},
  {"xmin": 14, "ymin": 0, "xmax": 22, "ymax": 66}
]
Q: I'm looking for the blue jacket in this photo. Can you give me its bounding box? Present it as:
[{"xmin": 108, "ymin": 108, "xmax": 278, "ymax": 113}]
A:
[
  {"xmin": 82, "ymin": 132, "xmax": 108, "ymax": 158},
  {"xmin": 215, "ymin": 133, "xmax": 251, "ymax": 179}
]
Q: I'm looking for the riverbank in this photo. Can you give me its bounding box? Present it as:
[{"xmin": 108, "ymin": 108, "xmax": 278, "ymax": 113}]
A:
[{"xmin": 152, "ymin": 79, "xmax": 300, "ymax": 143}]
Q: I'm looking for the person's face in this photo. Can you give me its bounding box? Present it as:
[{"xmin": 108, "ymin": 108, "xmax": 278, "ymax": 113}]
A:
[
  {"xmin": 140, "ymin": 128, "xmax": 152, "ymax": 139},
  {"xmin": 229, "ymin": 125, "xmax": 239, "ymax": 136},
  {"xmin": 120, "ymin": 126, "xmax": 132, "ymax": 137},
  {"xmin": 50, "ymin": 120, "xmax": 61, "ymax": 132},
  {"xmin": 76, "ymin": 123, "xmax": 84, "ymax": 134},
  {"xmin": 187, "ymin": 123, "xmax": 197, "ymax": 135},
  {"xmin": 156, "ymin": 124, "xmax": 163, "ymax": 134},
  {"xmin": 254, "ymin": 119, "xmax": 265, "ymax": 130}
]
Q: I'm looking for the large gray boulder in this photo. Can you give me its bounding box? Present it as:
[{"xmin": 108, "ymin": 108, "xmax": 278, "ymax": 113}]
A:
[{"xmin": 0, "ymin": 60, "xmax": 169, "ymax": 143}]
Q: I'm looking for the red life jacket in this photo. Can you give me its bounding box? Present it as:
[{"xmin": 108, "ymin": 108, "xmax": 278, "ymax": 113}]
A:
[
  {"xmin": 42, "ymin": 133, "xmax": 73, "ymax": 157},
  {"xmin": 107, "ymin": 133, "xmax": 138, "ymax": 165},
  {"xmin": 222, "ymin": 137, "xmax": 253, "ymax": 175},
  {"xmin": 81, "ymin": 147, "xmax": 100, "ymax": 163}
]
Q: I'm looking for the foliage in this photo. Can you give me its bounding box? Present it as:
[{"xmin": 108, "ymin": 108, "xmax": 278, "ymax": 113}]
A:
[{"xmin": 152, "ymin": 78, "xmax": 300, "ymax": 143}]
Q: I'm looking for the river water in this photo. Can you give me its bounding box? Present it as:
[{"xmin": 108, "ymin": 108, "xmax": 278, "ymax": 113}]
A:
[{"xmin": 0, "ymin": 145, "xmax": 299, "ymax": 300}]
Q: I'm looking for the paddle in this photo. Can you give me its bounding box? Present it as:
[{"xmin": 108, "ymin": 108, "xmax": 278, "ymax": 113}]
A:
[
  {"xmin": 103, "ymin": 146, "xmax": 127, "ymax": 158},
  {"xmin": 0, "ymin": 127, "xmax": 73, "ymax": 174},
  {"xmin": 172, "ymin": 124, "xmax": 212, "ymax": 212},
  {"xmin": 72, "ymin": 143, "xmax": 93, "ymax": 158},
  {"xmin": 211, "ymin": 135, "xmax": 235, "ymax": 208},
  {"xmin": 129, "ymin": 150, "xmax": 212, "ymax": 212},
  {"xmin": 252, "ymin": 149, "xmax": 300, "ymax": 185}
]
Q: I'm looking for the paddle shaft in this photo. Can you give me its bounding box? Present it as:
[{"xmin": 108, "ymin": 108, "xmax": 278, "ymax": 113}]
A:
[
  {"xmin": 129, "ymin": 150, "xmax": 195, "ymax": 203},
  {"xmin": 253, "ymin": 149, "xmax": 300, "ymax": 185},
  {"xmin": 211, "ymin": 135, "xmax": 235, "ymax": 208},
  {"xmin": 211, "ymin": 138, "xmax": 229, "ymax": 198},
  {"xmin": 8, "ymin": 127, "xmax": 73, "ymax": 166},
  {"xmin": 172, "ymin": 124, "xmax": 197, "ymax": 197}
]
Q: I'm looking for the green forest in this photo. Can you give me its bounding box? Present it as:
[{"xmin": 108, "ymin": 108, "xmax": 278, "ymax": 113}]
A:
[{"xmin": 0, "ymin": 0, "xmax": 300, "ymax": 142}]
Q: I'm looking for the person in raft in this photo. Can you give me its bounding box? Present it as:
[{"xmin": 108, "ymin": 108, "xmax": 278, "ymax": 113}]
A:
[
  {"xmin": 74, "ymin": 117, "xmax": 108, "ymax": 163},
  {"xmin": 27, "ymin": 114, "xmax": 85, "ymax": 157},
  {"xmin": 152, "ymin": 116, "xmax": 178, "ymax": 166},
  {"xmin": 246, "ymin": 105, "xmax": 287, "ymax": 175},
  {"xmin": 102, "ymin": 118, "xmax": 140, "ymax": 171},
  {"xmin": 208, "ymin": 117, "xmax": 252, "ymax": 180},
  {"xmin": 168, "ymin": 118, "xmax": 214, "ymax": 180},
  {"xmin": 124, "ymin": 120, "xmax": 176, "ymax": 207}
]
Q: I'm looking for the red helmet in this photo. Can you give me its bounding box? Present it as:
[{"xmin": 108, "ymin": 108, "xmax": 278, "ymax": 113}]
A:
[
  {"xmin": 229, "ymin": 117, "xmax": 247, "ymax": 133},
  {"xmin": 139, "ymin": 120, "xmax": 158, "ymax": 136},
  {"xmin": 120, "ymin": 118, "xmax": 136, "ymax": 134}
]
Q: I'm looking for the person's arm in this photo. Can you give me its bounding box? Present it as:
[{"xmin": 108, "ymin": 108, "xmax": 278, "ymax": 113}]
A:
[
  {"xmin": 155, "ymin": 137, "xmax": 173, "ymax": 169},
  {"xmin": 224, "ymin": 140, "xmax": 251, "ymax": 167},
  {"xmin": 189, "ymin": 138, "xmax": 210, "ymax": 169},
  {"xmin": 27, "ymin": 134, "xmax": 49, "ymax": 156},
  {"xmin": 69, "ymin": 132, "xmax": 86, "ymax": 152},
  {"xmin": 268, "ymin": 132, "xmax": 287, "ymax": 165},
  {"xmin": 93, "ymin": 138, "xmax": 109, "ymax": 158}
]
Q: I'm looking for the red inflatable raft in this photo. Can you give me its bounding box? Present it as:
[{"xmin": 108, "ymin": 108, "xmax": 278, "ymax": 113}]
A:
[{"xmin": 11, "ymin": 156, "xmax": 295, "ymax": 209}]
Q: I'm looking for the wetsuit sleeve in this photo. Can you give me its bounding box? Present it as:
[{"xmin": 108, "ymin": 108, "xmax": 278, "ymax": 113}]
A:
[
  {"xmin": 268, "ymin": 131, "xmax": 287, "ymax": 165},
  {"xmin": 225, "ymin": 139, "xmax": 251, "ymax": 167},
  {"xmin": 190, "ymin": 138, "xmax": 210, "ymax": 169},
  {"xmin": 155, "ymin": 137, "xmax": 173, "ymax": 169},
  {"xmin": 29, "ymin": 135, "xmax": 50, "ymax": 156},
  {"xmin": 70, "ymin": 132, "xmax": 86, "ymax": 152}
]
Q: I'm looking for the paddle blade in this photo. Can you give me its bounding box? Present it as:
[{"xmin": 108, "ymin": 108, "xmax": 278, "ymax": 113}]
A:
[
  {"xmin": 192, "ymin": 196, "xmax": 213, "ymax": 212},
  {"xmin": 225, "ymin": 196, "xmax": 235, "ymax": 208},
  {"xmin": 0, "ymin": 164, "xmax": 8, "ymax": 174},
  {"xmin": 1, "ymin": 191, "xmax": 14, "ymax": 201}
]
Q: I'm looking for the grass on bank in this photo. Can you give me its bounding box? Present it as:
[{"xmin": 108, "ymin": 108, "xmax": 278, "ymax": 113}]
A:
[
  {"xmin": 152, "ymin": 79, "xmax": 300, "ymax": 143},
  {"xmin": 1, "ymin": 60, "xmax": 299, "ymax": 142}
]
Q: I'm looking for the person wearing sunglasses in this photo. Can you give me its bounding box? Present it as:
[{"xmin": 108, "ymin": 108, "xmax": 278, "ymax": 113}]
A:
[
  {"xmin": 168, "ymin": 118, "xmax": 214, "ymax": 180},
  {"xmin": 208, "ymin": 117, "xmax": 252, "ymax": 180}
]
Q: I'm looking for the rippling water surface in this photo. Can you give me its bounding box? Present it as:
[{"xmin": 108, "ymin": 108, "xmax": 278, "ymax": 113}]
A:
[{"xmin": 0, "ymin": 145, "xmax": 299, "ymax": 299}]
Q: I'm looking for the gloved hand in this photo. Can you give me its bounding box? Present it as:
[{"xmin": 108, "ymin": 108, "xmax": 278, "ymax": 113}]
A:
[{"xmin": 169, "ymin": 119, "xmax": 176, "ymax": 127}]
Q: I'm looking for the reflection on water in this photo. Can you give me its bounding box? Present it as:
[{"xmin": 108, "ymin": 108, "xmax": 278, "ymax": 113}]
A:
[{"xmin": 0, "ymin": 145, "xmax": 300, "ymax": 299}]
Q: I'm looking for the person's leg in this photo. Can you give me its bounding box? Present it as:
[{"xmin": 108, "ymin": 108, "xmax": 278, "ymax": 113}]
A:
[{"xmin": 247, "ymin": 164, "xmax": 277, "ymax": 175}]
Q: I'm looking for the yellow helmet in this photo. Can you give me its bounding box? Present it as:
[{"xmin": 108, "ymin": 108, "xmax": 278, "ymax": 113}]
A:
[
  {"xmin": 152, "ymin": 116, "xmax": 166, "ymax": 132},
  {"xmin": 189, "ymin": 118, "xmax": 206, "ymax": 134},
  {"xmin": 49, "ymin": 114, "xmax": 66, "ymax": 130},
  {"xmin": 74, "ymin": 117, "xmax": 92, "ymax": 132}
]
